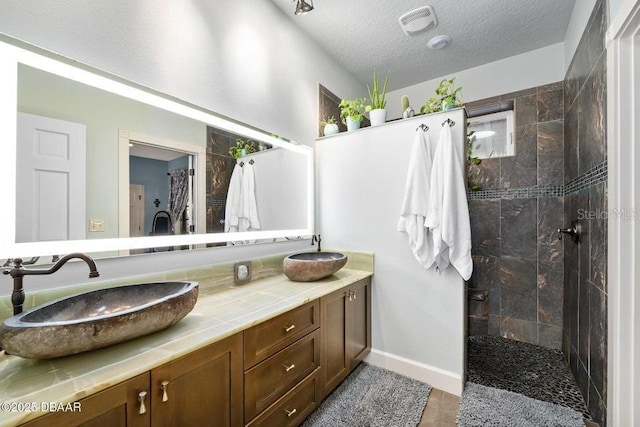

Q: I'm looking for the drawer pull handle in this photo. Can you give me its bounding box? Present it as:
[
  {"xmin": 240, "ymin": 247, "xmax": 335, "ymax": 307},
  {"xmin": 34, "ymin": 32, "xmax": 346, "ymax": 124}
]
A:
[
  {"xmin": 138, "ymin": 391, "xmax": 147, "ymax": 415},
  {"xmin": 353, "ymin": 290, "xmax": 357, "ymax": 300},
  {"xmin": 284, "ymin": 324, "xmax": 296, "ymax": 333},
  {"xmin": 161, "ymin": 380, "xmax": 170, "ymax": 402},
  {"xmin": 285, "ymin": 408, "xmax": 297, "ymax": 417},
  {"xmin": 284, "ymin": 363, "xmax": 296, "ymax": 372}
]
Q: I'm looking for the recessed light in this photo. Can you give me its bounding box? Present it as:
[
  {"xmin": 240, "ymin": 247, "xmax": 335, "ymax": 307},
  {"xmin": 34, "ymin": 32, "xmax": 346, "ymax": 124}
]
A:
[{"xmin": 427, "ymin": 35, "xmax": 451, "ymax": 50}]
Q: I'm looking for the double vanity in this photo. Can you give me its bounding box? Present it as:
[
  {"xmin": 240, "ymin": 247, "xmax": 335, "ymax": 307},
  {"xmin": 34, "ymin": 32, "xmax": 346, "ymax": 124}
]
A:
[{"xmin": 0, "ymin": 251, "xmax": 373, "ymax": 426}]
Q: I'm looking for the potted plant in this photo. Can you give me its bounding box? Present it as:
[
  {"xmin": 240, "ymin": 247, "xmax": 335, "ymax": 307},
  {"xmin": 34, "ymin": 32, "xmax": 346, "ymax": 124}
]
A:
[
  {"xmin": 321, "ymin": 116, "xmax": 339, "ymax": 136},
  {"xmin": 228, "ymin": 138, "xmax": 257, "ymax": 158},
  {"xmin": 365, "ymin": 70, "xmax": 389, "ymax": 126},
  {"xmin": 339, "ymin": 97, "xmax": 366, "ymax": 131},
  {"xmin": 419, "ymin": 77, "xmax": 464, "ymax": 114}
]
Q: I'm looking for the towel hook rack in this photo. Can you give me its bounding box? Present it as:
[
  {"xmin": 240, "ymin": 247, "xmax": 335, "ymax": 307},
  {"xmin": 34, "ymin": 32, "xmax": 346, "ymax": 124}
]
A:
[
  {"xmin": 441, "ymin": 118, "xmax": 455, "ymax": 127},
  {"xmin": 416, "ymin": 124, "xmax": 429, "ymax": 132},
  {"xmin": 239, "ymin": 159, "xmax": 255, "ymax": 167}
]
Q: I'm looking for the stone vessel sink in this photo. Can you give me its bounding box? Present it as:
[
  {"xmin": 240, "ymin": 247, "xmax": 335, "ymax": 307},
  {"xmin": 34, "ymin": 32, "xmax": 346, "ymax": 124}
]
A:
[
  {"xmin": 0, "ymin": 281, "xmax": 198, "ymax": 359},
  {"xmin": 283, "ymin": 252, "xmax": 348, "ymax": 282}
]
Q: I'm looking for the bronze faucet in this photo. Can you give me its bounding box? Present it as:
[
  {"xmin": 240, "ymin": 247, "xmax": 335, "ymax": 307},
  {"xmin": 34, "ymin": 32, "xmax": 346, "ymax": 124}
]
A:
[
  {"xmin": 3, "ymin": 253, "xmax": 100, "ymax": 315},
  {"xmin": 311, "ymin": 234, "xmax": 322, "ymax": 252}
]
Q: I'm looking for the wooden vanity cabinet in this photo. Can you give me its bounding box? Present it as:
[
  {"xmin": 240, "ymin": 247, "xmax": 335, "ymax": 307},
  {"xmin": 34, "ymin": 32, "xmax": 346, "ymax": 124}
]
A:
[
  {"xmin": 21, "ymin": 372, "xmax": 151, "ymax": 427},
  {"xmin": 319, "ymin": 277, "xmax": 371, "ymax": 399},
  {"xmin": 151, "ymin": 333, "xmax": 243, "ymax": 427},
  {"xmin": 20, "ymin": 333, "xmax": 243, "ymax": 427}
]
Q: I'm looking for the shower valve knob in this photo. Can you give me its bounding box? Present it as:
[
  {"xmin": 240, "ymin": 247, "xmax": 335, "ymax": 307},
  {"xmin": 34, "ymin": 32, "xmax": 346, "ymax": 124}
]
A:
[{"xmin": 558, "ymin": 221, "xmax": 580, "ymax": 243}]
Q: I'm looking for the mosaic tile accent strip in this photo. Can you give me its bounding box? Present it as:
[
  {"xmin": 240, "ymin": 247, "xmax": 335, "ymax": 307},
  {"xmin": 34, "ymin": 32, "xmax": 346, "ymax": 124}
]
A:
[
  {"xmin": 565, "ymin": 161, "xmax": 607, "ymax": 195},
  {"xmin": 467, "ymin": 160, "xmax": 607, "ymax": 200},
  {"xmin": 468, "ymin": 185, "xmax": 564, "ymax": 200},
  {"xmin": 467, "ymin": 335, "xmax": 591, "ymax": 420}
]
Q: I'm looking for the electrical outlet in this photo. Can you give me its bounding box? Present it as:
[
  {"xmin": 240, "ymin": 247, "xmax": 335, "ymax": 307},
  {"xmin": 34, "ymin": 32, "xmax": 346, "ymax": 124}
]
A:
[
  {"xmin": 234, "ymin": 261, "xmax": 252, "ymax": 285},
  {"xmin": 89, "ymin": 219, "xmax": 105, "ymax": 232}
]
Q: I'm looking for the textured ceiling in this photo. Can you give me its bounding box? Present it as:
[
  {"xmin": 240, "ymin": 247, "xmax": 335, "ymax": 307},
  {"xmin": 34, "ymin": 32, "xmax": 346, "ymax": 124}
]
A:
[{"xmin": 270, "ymin": 0, "xmax": 576, "ymax": 91}]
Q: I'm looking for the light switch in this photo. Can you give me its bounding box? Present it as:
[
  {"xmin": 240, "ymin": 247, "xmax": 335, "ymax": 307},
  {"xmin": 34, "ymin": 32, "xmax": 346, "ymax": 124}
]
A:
[{"xmin": 89, "ymin": 219, "xmax": 105, "ymax": 232}]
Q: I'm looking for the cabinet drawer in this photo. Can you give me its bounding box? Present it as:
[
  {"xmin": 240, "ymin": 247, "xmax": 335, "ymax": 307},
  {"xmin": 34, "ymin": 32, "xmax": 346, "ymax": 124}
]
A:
[
  {"xmin": 244, "ymin": 300, "xmax": 319, "ymax": 368},
  {"xmin": 244, "ymin": 329, "xmax": 320, "ymax": 422},
  {"xmin": 246, "ymin": 370, "xmax": 319, "ymax": 427}
]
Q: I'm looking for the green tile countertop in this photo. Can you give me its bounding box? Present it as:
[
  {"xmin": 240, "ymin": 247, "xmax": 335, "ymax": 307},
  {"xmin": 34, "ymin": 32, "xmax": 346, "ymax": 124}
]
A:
[{"xmin": 0, "ymin": 251, "xmax": 373, "ymax": 426}]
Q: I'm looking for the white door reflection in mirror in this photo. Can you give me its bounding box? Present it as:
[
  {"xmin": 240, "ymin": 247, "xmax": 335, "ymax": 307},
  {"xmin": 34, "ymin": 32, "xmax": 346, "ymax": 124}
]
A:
[{"xmin": 16, "ymin": 112, "xmax": 86, "ymax": 242}]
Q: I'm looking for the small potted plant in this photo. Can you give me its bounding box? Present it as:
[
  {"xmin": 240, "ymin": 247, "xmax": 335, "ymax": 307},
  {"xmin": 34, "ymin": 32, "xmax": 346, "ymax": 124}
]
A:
[
  {"xmin": 321, "ymin": 116, "xmax": 339, "ymax": 136},
  {"xmin": 365, "ymin": 70, "xmax": 389, "ymax": 126},
  {"xmin": 420, "ymin": 77, "xmax": 464, "ymax": 114},
  {"xmin": 339, "ymin": 97, "xmax": 366, "ymax": 131},
  {"xmin": 228, "ymin": 138, "xmax": 257, "ymax": 158}
]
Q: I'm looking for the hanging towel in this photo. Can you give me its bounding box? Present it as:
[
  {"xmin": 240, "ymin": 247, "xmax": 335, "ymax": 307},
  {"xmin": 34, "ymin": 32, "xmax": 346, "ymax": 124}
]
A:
[
  {"xmin": 425, "ymin": 124, "xmax": 473, "ymax": 280},
  {"xmin": 239, "ymin": 162, "xmax": 261, "ymax": 232},
  {"xmin": 224, "ymin": 164, "xmax": 243, "ymax": 233},
  {"xmin": 397, "ymin": 129, "xmax": 437, "ymax": 268}
]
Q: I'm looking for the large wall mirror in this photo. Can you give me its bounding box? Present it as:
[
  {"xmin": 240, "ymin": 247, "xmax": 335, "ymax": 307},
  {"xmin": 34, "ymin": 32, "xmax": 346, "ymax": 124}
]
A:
[{"xmin": 0, "ymin": 38, "xmax": 314, "ymax": 260}]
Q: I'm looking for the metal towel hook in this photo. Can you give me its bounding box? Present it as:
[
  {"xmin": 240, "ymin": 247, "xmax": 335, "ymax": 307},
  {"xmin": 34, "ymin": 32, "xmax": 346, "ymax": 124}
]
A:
[
  {"xmin": 416, "ymin": 124, "xmax": 429, "ymax": 132},
  {"xmin": 558, "ymin": 220, "xmax": 580, "ymax": 243},
  {"xmin": 442, "ymin": 118, "xmax": 455, "ymax": 127}
]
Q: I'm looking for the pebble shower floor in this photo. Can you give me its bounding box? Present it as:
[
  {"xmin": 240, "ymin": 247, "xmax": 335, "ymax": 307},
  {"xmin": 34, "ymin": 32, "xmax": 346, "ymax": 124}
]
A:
[{"xmin": 467, "ymin": 335, "xmax": 591, "ymax": 420}]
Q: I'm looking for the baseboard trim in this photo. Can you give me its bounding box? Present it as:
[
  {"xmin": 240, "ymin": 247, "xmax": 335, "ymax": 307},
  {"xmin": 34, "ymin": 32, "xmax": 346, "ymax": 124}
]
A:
[{"xmin": 365, "ymin": 349, "xmax": 464, "ymax": 396}]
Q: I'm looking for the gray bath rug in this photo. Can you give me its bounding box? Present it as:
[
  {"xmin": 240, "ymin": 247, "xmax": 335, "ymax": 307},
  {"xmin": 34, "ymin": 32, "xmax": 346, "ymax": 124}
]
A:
[
  {"xmin": 302, "ymin": 363, "xmax": 431, "ymax": 427},
  {"xmin": 457, "ymin": 382, "xmax": 584, "ymax": 427}
]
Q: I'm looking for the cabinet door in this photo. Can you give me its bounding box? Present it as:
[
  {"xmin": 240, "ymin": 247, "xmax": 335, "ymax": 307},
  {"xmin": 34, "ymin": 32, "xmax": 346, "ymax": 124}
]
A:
[
  {"xmin": 348, "ymin": 278, "xmax": 372, "ymax": 370},
  {"xmin": 21, "ymin": 372, "xmax": 150, "ymax": 427},
  {"xmin": 151, "ymin": 333, "xmax": 243, "ymax": 427},
  {"xmin": 319, "ymin": 288, "xmax": 349, "ymax": 399}
]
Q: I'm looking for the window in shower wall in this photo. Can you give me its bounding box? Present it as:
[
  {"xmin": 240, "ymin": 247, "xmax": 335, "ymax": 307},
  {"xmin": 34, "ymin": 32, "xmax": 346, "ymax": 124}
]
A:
[{"xmin": 468, "ymin": 110, "xmax": 515, "ymax": 159}]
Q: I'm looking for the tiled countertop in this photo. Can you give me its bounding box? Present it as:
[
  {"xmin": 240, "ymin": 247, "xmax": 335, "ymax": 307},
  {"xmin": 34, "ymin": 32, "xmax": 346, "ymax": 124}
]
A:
[{"xmin": 0, "ymin": 251, "xmax": 373, "ymax": 426}]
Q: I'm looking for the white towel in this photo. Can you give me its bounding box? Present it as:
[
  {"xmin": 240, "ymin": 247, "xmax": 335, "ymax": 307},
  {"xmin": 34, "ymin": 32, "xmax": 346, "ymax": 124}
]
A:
[
  {"xmin": 224, "ymin": 164, "xmax": 243, "ymax": 233},
  {"xmin": 425, "ymin": 124, "xmax": 473, "ymax": 280},
  {"xmin": 398, "ymin": 130, "xmax": 437, "ymax": 268},
  {"xmin": 238, "ymin": 163, "xmax": 261, "ymax": 232}
]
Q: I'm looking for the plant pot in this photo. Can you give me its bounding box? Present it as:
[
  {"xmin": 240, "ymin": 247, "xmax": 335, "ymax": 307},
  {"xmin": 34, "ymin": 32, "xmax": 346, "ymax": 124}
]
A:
[
  {"xmin": 346, "ymin": 117, "xmax": 361, "ymax": 131},
  {"xmin": 442, "ymin": 99, "xmax": 455, "ymax": 111},
  {"xmin": 369, "ymin": 108, "xmax": 387, "ymax": 126},
  {"xmin": 323, "ymin": 123, "xmax": 339, "ymax": 136}
]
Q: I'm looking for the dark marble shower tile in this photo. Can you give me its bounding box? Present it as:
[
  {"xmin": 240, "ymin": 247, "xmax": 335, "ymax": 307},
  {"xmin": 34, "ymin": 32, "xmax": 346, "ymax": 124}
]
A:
[
  {"xmin": 537, "ymin": 89, "xmax": 563, "ymax": 123},
  {"xmin": 576, "ymin": 361, "xmax": 590, "ymax": 406},
  {"xmin": 564, "ymin": 102, "xmax": 579, "ymax": 183},
  {"xmin": 588, "ymin": 382, "xmax": 607, "ymax": 427},
  {"xmin": 578, "ymin": 278, "xmax": 591, "ymax": 367},
  {"xmin": 500, "ymin": 317, "xmax": 537, "ymax": 344},
  {"xmin": 501, "ymin": 198, "xmax": 537, "ymax": 259},
  {"xmin": 469, "ymin": 199, "xmax": 501, "ymax": 257},
  {"xmin": 589, "ymin": 183, "xmax": 607, "ymax": 291},
  {"xmin": 488, "ymin": 314, "xmax": 500, "ymax": 336},
  {"xmin": 538, "ymin": 120, "xmax": 564, "ymax": 186},
  {"xmin": 538, "ymin": 323, "xmax": 562, "ymax": 350},
  {"xmin": 515, "ymin": 95, "xmax": 537, "ymax": 126},
  {"xmin": 538, "ymin": 260, "xmax": 563, "ymax": 326},
  {"xmin": 207, "ymin": 126, "xmax": 233, "ymax": 155},
  {"xmin": 578, "ymin": 55, "xmax": 607, "ymax": 175},
  {"xmin": 569, "ymin": 33, "xmax": 592, "ymax": 100},
  {"xmin": 500, "ymin": 87, "xmax": 536, "ymax": 101},
  {"xmin": 589, "ymin": 282, "xmax": 607, "ymax": 402},
  {"xmin": 467, "ymin": 158, "xmax": 500, "ymax": 190},
  {"xmin": 562, "ymin": 331, "xmax": 570, "ymax": 363},
  {"xmin": 501, "ymin": 125, "xmax": 537, "ymax": 188},
  {"xmin": 565, "ymin": 267, "xmax": 579, "ymax": 352},
  {"xmin": 587, "ymin": 0, "xmax": 606, "ymax": 72},
  {"xmin": 564, "ymin": 75, "xmax": 578, "ymax": 117},
  {"xmin": 538, "ymin": 197, "xmax": 564, "ymax": 262},
  {"xmin": 500, "ymin": 256, "xmax": 537, "ymax": 321},
  {"xmin": 564, "ymin": 193, "xmax": 580, "ymax": 273},
  {"xmin": 471, "ymin": 256, "xmax": 500, "ymax": 315},
  {"xmin": 538, "ymin": 81, "xmax": 564, "ymax": 94},
  {"xmin": 577, "ymin": 189, "xmax": 591, "ymax": 284}
]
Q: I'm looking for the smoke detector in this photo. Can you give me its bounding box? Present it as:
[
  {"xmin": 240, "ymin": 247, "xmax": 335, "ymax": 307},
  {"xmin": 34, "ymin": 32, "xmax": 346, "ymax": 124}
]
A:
[{"xmin": 399, "ymin": 6, "xmax": 438, "ymax": 36}]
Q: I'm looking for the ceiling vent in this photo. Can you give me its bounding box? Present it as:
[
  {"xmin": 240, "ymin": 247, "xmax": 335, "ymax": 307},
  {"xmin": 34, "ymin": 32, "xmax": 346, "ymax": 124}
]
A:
[{"xmin": 399, "ymin": 6, "xmax": 438, "ymax": 36}]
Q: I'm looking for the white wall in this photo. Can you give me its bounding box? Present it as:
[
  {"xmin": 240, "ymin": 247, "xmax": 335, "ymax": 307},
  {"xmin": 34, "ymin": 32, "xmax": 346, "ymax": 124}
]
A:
[
  {"xmin": 564, "ymin": 0, "xmax": 599, "ymax": 72},
  {"xmin": 0, "ymin": 0, "xmax": 365, "ymax": 290},
  {"xmin": 385, "ymin": 43, "xmax": 565, "ymax": 120},
  {"xmin": 317, "ymin": 109, "xmax": 467, "ymax": 395}
]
